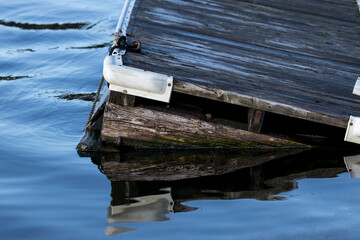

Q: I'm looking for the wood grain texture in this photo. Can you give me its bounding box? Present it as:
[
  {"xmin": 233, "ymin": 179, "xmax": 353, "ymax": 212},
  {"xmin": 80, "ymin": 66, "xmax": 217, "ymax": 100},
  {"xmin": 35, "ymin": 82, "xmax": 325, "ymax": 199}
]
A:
[
  {"xmin": 101, "ymin": 102, "xmax": 307, "ymax": 148},
  {"xmin": 109, "ymin": 91, "xmax": 136, "ymax": 106},
  {"xmin": 123, "ymin": 0, "xmax": 360, "ymax": 128}
]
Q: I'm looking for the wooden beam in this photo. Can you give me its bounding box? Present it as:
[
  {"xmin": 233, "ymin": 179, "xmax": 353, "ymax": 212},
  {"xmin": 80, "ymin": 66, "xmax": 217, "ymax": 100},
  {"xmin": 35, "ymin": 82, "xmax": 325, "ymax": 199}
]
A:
[
  {"xmin": 248, "ymin": 108, "xmax": 265, "ymax": 133},
  {"xmin": 101, "ymin": 102, "xmax": 308, "ymax": 149},
  {"xmin": 109, "ymin": 90, "xmax": 135, "ymax": 107},
  {"xmin": 173, "ymin": 81, "xmax": 348, "ymax": 129}
]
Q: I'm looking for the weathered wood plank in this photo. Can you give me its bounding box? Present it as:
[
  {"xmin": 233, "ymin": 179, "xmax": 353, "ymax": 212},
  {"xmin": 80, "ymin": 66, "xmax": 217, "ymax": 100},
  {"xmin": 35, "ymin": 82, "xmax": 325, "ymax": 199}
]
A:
[
  {"xmin": 130, "ymin": 0, "xmax": 360, "ymax": 66},
  {"xmin": 101, "ymin": 102, "xmax": 307, "ymax": 149},
  {"xmin": 174, "ymin": 81, "xmax": 348, "ymax": 128},
  {"xmin": 123, "ymin": 0, "xmax": 360, "ymax": 129},
  {"xmin": 125, "ymin": 23, "xmax": 359, "ymax": 104}
]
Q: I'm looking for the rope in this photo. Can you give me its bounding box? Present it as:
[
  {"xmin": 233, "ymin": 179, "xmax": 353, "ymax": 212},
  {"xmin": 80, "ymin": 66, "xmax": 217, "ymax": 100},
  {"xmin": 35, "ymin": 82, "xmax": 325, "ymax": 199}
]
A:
[
  {"xmin": 83, "ymin": 0, "xmax": 136, "ymax": 131},
  {"xmin": 84, "ymin": 75, "xmax": 104, "ymax": 130}
]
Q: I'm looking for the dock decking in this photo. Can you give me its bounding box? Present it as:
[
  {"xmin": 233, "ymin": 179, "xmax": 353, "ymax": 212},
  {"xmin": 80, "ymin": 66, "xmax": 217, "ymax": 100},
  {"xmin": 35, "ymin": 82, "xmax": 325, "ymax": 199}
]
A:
[{"xmin": 124, "ymin": 0, "xmax": 360, "ymax": 129}]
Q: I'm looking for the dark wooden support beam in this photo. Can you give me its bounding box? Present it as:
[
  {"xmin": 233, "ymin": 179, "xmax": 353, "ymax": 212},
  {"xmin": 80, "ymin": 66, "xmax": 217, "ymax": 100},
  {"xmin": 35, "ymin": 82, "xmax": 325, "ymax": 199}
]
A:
[
  {"xmin": 109, "ymin": 90, "xmax": 136, "ymax": 107},
  {"xmin": 248, "ymin": 108, "xmax": 265, "ymax": 133},
  {"xmin": 250, "ymin": 166, "xmax": 264, "ymax": 191}
]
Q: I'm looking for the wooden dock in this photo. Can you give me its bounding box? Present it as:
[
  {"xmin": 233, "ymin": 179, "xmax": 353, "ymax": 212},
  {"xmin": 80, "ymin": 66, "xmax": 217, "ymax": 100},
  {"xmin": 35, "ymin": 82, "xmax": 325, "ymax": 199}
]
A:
[
  {"xmin": 79, "ymin": 0, "xmax": 360, "ymax": 151},
  {"xmin": 124, "ymin": 0, "xmax": 360, "ymax": 128}
]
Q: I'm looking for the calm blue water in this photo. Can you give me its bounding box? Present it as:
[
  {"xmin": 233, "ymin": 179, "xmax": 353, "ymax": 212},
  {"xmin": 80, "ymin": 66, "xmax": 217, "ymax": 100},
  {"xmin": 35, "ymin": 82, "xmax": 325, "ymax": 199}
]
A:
[{"xmin": 1, "ymin": 1, "xmax": 360, "ymax": 239}]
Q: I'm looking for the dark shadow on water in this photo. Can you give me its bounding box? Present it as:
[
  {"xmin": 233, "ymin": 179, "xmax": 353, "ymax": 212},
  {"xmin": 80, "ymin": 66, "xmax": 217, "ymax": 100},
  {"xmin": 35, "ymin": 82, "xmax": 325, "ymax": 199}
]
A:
[
  {"xmin": 0, "ymin": 19, "xmax": 89, "ymax": 30},
  {"xmin": 56, "ymin": 93, "xmax": 96, "ymax": 101},
  {"xmin": 0, "ymin": 75, "xmax": 31, "ymax": 81},
  {"xmin": 85, "ymin": 148, "xmax": 360, "ymax": 236}
]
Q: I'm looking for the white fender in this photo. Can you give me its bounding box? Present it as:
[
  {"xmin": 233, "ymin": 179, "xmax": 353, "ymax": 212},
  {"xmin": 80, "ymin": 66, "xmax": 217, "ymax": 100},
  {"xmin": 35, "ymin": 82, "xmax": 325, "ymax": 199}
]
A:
[
  {"xmin": 103, "ymin": 55, "xmax": 173, "ymax": 103},
  {"xmin": 352, "ymin": 77, "xmax": 360, "ymax": 96},
  {"xmin": 344, "ymin": 115, "xmax": 360, "ymax": 144}
]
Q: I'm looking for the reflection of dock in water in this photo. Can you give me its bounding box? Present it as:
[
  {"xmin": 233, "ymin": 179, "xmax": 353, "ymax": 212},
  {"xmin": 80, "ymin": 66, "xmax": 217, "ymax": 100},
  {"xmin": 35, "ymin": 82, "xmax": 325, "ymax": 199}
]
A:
[
  {"xmin": 90, "ymin": 149, "xmax": 357, "ymax": 236},
  {"xmin": 94, "ymin": 148, "xmax": 305, "ymax": 182},
  {"xmin": 344, "ymin": 154, "xmax": 360, "ymax": 178},
  {"xmin": 108, "ymin": 187, "xmax": 174, "ymax": 223}
]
